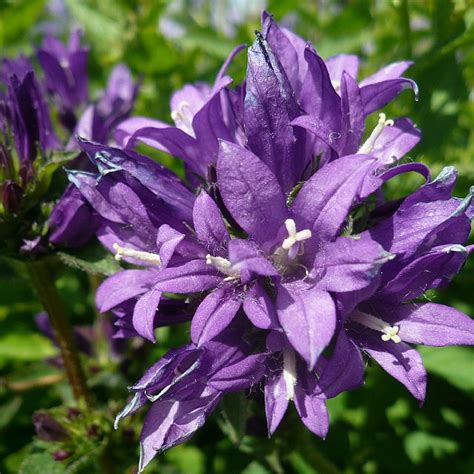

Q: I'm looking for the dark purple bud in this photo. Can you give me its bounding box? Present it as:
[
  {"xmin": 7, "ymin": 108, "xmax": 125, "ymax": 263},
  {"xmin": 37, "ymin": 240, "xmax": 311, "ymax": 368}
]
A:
[
  {"xmin": 33, "ymin": 412, "xmax": 69, "ymax": 442},
  {"xmin": 6, "ymin": 71, "xmax": 59, "ymax": 165},
  {"xmin": 2, "ymin": 180, "xmax": 23, "ymax": 213},
  {"xmin": 49, "ymin": 185, "xmax": 97, "ymax": 248},
  {"xmin": 53, "ymin": 449, "xmax": 72, "ymax": 461},
  {"xmin": 87, "ymin": 424, "xmax": 100, "ymax": 438},
  {"xmin": 67, "ymin": 407, "xmax": 82, "ymax": 419}
]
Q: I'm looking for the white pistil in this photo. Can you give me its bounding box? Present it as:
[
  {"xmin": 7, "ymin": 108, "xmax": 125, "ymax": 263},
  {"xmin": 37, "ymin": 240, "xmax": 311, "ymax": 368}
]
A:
[
  {"xmin": 205, "ymin": 254, "xmax": 240, "ymax": 281},
  {"xmin": 358, "ymin": 113, "xmax": 394, "ymax": 154},
  {"xmin": 282, "ymin": 348, "xmax": 297, "ymax": 401},
  {"xmin": 170, "ymin": 101, "xmax": 194, "ymax": 136},
  {"xmin": 281, "ymin": 219, "xmax": 312, "ymax": 251},
  {"xmin": 112, "ymin": 243, "xmax": 162, "ymax": 265},
  {"xmin": 351, "ymin": 311, "xmax": 401, "ymax": 343}
]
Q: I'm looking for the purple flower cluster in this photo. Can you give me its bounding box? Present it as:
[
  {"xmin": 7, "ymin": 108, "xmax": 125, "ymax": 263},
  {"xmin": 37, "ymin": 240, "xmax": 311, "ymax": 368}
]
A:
[
  {"xmin": 59, "ymin": 14, "xmax": 473, "ymax": 470},
  {"xmin": 0, "ymin": 31, "xmax": 137, "ymax": 251}
]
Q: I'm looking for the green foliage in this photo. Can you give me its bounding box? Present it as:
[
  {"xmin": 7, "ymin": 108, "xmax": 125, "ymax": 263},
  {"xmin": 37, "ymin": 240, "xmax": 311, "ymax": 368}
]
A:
[{"xmin": 1, "ymin": 1, "xmax": 473, "ymax": 473}]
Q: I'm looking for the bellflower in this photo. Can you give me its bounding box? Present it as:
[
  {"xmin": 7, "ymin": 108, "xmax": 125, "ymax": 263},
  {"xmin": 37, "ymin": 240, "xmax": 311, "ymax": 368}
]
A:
[
  {"xmin": 37, "ymin": 30, "xmax": 89, "ymax": 130},
  {"xmin": 114, "ymin": 45, "xmax": 246, "ymax": 183},
  {"xmin": 258, "ymin": 13, "xmax": 422, "ymax": 193},
  {"xmin": 343, "ymin": 168, "xmax": 474, "ymax": 402},
  {"xmin": 0, "ymin": 57, "xmax": 59, "ymax": 219},
  {"xmin": 48, "ymin": 62, "xmax": 138, "ymax": 247},
  {"xmin": 114, "ymin": 326, "xmax": 265, "ymax": 471},
  {"xmin": 59, "ymin": 14, "xmax": 474, "ymax": 470}
]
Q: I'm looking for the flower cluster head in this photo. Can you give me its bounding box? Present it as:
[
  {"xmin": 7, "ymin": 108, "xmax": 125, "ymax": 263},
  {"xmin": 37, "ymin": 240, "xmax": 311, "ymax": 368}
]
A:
[
  {"xmin": 0, "ymin": 31, "xmax": 137, "ymax": 255},
  {"xmin": 65, "ymin": 13, "xmax": 474, "ymax": 471}
]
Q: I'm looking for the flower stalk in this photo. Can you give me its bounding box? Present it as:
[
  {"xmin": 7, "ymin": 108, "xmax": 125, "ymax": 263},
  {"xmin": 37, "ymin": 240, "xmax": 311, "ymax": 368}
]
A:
[{"xmin": 26, "ymin": 260, "xmax": 91, "ymax": 406}]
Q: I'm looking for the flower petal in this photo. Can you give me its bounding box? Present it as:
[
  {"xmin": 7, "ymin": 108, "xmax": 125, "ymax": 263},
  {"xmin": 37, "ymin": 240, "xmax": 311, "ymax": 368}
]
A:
[
  {"xmin": 360, "ymin": 77, "xmax": 418, "ymax": 116},
  {"xmin": 294, "ymin": 389, "xmax": 329, "ymax": 439},
  {"xmin": 96, "ymin": 269, "xmax": 157, "ymax": 312},
  {"xmin": 317, "ymin": 330, "xmax": 365, "ymax": 398},
  {"xmin": 243, "ymin": 281, "xmax": 279, "ymax": 329},
  {"xmin": 363, "ymin": 335, "xmax": 427, "ymax": 402},
  {"xmin": 193, "ymin": 191, "xmax": 229, "ymax": 254},
  {"xmin": 300, "ymin": 45, "xmax": 341, "ymax": 137},
  {"xmin": 191, "ymin": 287, "xmax": 242, "ymax": 346},
  {"xmin": 339, "ymin": 71, "xmax": 365, "ymax": 154},
  {"xmin": 133, "ymin": 289, "xmax": 162, "ymax": 342},
  {"xmin": 244, "ymin": 32, "xmax": 304, "ymax": 191},
  {"xmin": 264, "ymin": 367, "xmax": 289, "ymax": 435},
  {"xmin": 277, "ymin": 282, "xmax": 336, "ymax": 370},
  {"xmin": 209, "ymin": 353, "xmax": 265, "ymax": 391},
  {"xmin": 153, "ymin": 259, "xmax": 221, "ymax": 293},
  {"xmin": 139, "ymin": 393, "xmax": 221, "ymax": 471},
  {"xmin": 311, "ymin": 235, "xmax": 390, "ymax": 292},
  {"xmin": 388, "ymin": 303, "xmax": 474, "ymax": 347},
  {"xmin": 326, "ymin": 53, "xmax": 359, "ymax": 85},
  {"xmin": 228, "ymin": 239, "xmax": 278, "ymax": 283},
  {"xmin": 378, "ymin": 245, "xmax": 468, "ymax": 302},
  {"xmin": 217, "ymin": 140, "xmax": 289, "ymax": 246},
  {"xmin": 292, "ymin": 153, "xmax": 375, "ymax": 247}
]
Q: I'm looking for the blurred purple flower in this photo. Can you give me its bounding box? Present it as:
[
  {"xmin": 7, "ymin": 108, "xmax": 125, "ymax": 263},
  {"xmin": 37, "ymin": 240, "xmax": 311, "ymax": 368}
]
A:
[{"xmin": 37, "ymin": 30, "xmax": 88, "ymax": 129}]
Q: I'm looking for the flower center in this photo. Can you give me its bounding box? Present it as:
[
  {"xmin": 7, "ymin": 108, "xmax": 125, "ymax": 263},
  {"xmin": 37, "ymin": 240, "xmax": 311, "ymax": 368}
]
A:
[
  {"xmin": 351, "ymin": 310, "xmax": 401, "ymax": 343},
  {"xmin": 170, "ymin": 101, "xmax": 194, "ymax": 136},
  {"xmin": 112, "ymin": 243, "xmax": 162, "ymax": 265},
  {"xmin": 282, "ymin": 348, "xmax": 297, "ymax": 401},
  {"xmin": 205, "ymin": 254, "xmax": 240, "ymax": 281},
  {"xmin": 358, "ymin": 113, "xmax": 394, "ymax": 154},
  {"xmin": 272, "ymin": 219, "xmax": 312, "ymax": 273}
]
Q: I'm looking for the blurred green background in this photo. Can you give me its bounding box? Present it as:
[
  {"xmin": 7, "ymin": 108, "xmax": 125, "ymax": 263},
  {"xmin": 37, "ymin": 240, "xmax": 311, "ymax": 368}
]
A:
[{"xmin": 0, "ymin": 0, "xmax": 473, "ymax": 473}]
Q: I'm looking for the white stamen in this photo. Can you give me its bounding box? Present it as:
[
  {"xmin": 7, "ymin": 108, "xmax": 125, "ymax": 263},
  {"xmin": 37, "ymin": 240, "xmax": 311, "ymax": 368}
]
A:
[
  {"xmin": 205, "ymin": 254, "xmax": 240, "ymax": 280},
  {"xmin": 171, "ymin": 101, "xmax": 194, "ymax": 136},
  {"xmin": 358, "ymin": 113, "xmax": 394, "ymax": 154},
  {"xmin": 283, "ymin": 348, "xmax": 297, "ymax": 401},
  {"xmin": 351, "ymin": 310, "xmax": 401, "ymax": 343},
  {"xmin": 281, "ymin": 219, "xmax": 312, "ymax": 251},
  {"xmin": 112, "ymin": 243, "xmax": 162, "ymax": 265}
]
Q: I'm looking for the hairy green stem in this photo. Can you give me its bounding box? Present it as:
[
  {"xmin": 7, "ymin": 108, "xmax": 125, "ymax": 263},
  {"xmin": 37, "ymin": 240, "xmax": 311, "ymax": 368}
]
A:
[{"xmin": 26, "ymin": 260, "xmax": 92, "ymax": 406}]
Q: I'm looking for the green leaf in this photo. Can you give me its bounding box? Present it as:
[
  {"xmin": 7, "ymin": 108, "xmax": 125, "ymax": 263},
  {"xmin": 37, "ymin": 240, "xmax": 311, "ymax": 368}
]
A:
[
  {"xmin": 34, "ymin": 152, "xmax": 78, "ymax": 198},
  {"xmin": 404, "ymin": 431, "xmax": 458, "ymax": 464},
  {"xmin": 241, "ymin": 461, "xmax": 272, "ymax": 474},
  {"xmin": 57, "ymin": 244, "xmax": 121, "ymax": 276},
  {"xmin": 64, "ymin": 0, "xmax": 132, "ymax": 61},
  {"xmin": 218, "ymin": 391, "xmax": 248, "ymax": 446},
  {"xmin": 19, "ymin": 452, "xmax": 65, "ymax": 474},
  {"xmin": 419, "ymin": 346, "xmax": 474, "ymax": 393},
  {"xmin": 165, "ymin": 445, "xmax": 205, "ymax": 474},
  {"xmin": 0, "ymin": 333, "xmax": 56, "ymax": 362},
  {"xmin": 0, "ymin": 396, "xmax": 22, "ymax": 429}
]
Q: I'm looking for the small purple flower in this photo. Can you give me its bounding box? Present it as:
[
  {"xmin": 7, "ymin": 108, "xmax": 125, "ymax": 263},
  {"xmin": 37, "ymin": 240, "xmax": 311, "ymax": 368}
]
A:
[
  {"xmin": 37, "ymin": 30, "xmax": 89, "ymax": 128},
  {"xmin": 48, "ymin": 63, "xmax": 139, "ymax": 248},
  {"xmin": 342, "ymin": 169, "xmax": 474, "ymax": 402},
  {"xmin": 115, "ymin": 327, "xmax": 265, "ymax": 471},
  {"xmin": 114, "ymin": 45, "xmax": 246, "ymax": 182},
  {"xmin": 71, "ymin": 64, "xmax": 138, "ymax": 146}
]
